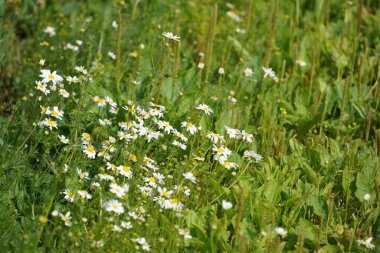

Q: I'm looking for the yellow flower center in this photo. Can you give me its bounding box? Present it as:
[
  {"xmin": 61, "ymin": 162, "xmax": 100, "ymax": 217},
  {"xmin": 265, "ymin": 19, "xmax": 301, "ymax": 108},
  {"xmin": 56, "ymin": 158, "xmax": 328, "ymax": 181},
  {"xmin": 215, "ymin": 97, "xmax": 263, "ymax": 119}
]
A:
[
  {"xmin": 149, "ymin": 177, "xmax": 155, "ymax": 183},
  {"xmin": 87, "ymin": 146, "xmax": 95, "ymax": 153},
  {"xmin": 218, "ymin": 148, "xmax": 225, "ymax": 153},
  {"xmin": 48, "ymin": 120, "xmax": 55, "ymax": 126},
  {"xmin": 48, "ymin": 74, "xmax": 55, "ymax": 80},
  {"xmin": 130, "ymin": 154, "xmax": 137, "ymax": 162},
  {"xmin": 123, "ymin": 166, "xmax": 130, "ymax": 172},
  {"xmin": 170, "ymin": 198, "xmax": 178, "ymax": 204},
  {"xmin": 52, "ymin": 111, "xmax": 59, "ymax": 117}
]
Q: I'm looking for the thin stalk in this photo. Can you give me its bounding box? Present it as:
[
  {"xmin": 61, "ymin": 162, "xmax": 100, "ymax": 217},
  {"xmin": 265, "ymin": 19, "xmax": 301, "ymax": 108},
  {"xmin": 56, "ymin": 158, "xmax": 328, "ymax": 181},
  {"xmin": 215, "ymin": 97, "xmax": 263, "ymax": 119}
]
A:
[
  {"xmin": 365, "ymin": 107, "xmax": 372, "ymax": 141},
  {"xmin": 171, "ymin": 10, "xmax": 180, "ymax": 100},
  {"xmin": 115, "ymin": 10, "xmax": 122, "ymax": 92},
  {"xmin": 204, "ymin": 4, "xmax": 217, "ymax": 85},
  {"xmin": 233, "ymin": 188, "xmax": 244, "ymax": 247},
  {"xmin": 340, "ymin": 78, "xmax": 350, "ymax": 121},
  {"xmin": 263, "ymin": 0, "xmax": 277, "ymax": 67}
]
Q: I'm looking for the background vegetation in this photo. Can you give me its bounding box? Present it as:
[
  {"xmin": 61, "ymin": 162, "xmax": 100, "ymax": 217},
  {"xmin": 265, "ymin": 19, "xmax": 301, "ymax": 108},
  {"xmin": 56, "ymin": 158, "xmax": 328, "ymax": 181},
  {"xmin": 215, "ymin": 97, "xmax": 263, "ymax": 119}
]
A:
[{"xmin": 1, "ymin": 0, "xmax": 380, "ymax": 252}]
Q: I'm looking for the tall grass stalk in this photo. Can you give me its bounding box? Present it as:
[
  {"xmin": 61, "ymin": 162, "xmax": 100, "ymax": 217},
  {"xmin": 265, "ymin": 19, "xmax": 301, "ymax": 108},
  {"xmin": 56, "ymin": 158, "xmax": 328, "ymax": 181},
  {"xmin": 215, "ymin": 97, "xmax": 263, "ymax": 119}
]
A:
[{"xmin": 204, "ymin": 4, "xmax": 217, "ymax": 86}]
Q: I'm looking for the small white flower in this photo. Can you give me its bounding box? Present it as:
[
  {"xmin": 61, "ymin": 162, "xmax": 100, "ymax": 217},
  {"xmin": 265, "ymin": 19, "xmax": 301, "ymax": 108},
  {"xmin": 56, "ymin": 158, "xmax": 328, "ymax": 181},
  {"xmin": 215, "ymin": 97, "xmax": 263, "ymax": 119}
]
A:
[
  {"xmin": 296, "ymin": 59, "xmax": 307, "ymax": 67},
  {"xmin": 40, "ymin": 69, "xmax": 63, "ymax": 85},
  {"xmin": 222, "ymin": 200, "xmax": 233, "ymax": 210},
  {"xmin": 112, "ymin": 20, "xmax": 118, "ymax": 28},
  {"xmin": 172, "ymin": 140, "xmax": 186, "ymax": 150},
  {"xmin": 63, "ymin": 189, "xmax": 74, "ymax": 202},
  {"xmin": 121, "ymin": 221, "xmax": 133, "ymax": 230},
  {"xmin": 104, "ymin": 199, "xmax": 125, "ymax": 214},
  {"xmin": 196, "ymin": 103, "xmax": 213, "ymax": 115},
  {"xmin": 58, "ymin": 135, "xmax": 69, "ymax": 144},
  {"xmin": 357, "ymin": 237, "xmax": 375, "ymax": 249},
  {"xmin": 275, "ymin": 227, "xmax": 287, "ymax": 237},
  {"xmin": 198, "ymin": 62, "xmax": 205, "ymax": 69},
  {"xmin": 74, "ymin": 66, "xmax": 88, "ymax": 75},
  {"xmin": 218, "ymin": 67, "xmax": 225, "ymax": 74},
  {"xmin": 162, "ymin": 32, "xmax": 180, "ymax": 41},
  {"xmin": 236, "ymin": 28, "xmax": 246, "ymax": 34},
  {"xmin": 363, "ymin": 193, "xmax": 371, "ymax": 201},
  {"xmin": 183, "ymin": 172, "xmax": 196, "ymax": 184},
  {"xmin": 39, "ymin": 59, "xmax": 45, "ymax": 66},
  {"xmin": 178, "ymin": 228, "xmax": 192, "ymax": 239},
  {"xmin": 66, "ymin": 76, "xmax": 79, "ymax": 84},
  {"xmin": 110, "ymin": 183, "xmax": 127, "ymax": 198},
  {"xmin": 59, "ymin": 89, "xmax": 70, "ymax": 98},
  {"xmin": 243, "ymin": 67, "xmax": 254, "ymax": 77},
  {"xmin": 227, "ymin": 11, "xmax": 241, "ymax": 22},
  {"xmin": 262, "ymin": 66, "xmax": 276, "ymax": 79},
  {"xmin": 59, "ymin": 211, "xmax": 72, "ymax": 226},
  {"xmin": 78, "ymin": 190, "xmax": 92, "ymax": 200},
  {"xmin": 44, "ymin": 26, "xmax": 56, "ymax": 37},
  {"xmin": 243, "ymin": 150, "xmax": 263, "ymax": 162},
  {"xmin": 108, "ymin": 51, "xmax": 116, "ymax": 60},
  {"xmin": 132, "ymin": 80, "xmax": 141, "ymax": 85}
]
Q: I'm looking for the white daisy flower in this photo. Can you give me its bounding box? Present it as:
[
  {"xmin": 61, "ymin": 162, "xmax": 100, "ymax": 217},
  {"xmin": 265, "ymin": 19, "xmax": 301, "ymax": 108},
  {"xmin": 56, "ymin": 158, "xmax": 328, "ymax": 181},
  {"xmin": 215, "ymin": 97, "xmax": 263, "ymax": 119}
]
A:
[
  {"xmin": 110, "ymin": 183, "xmax": 126, "ymax": 198},
  {"xmin": 357, "ymin": 237, "xmax": 375, "ymax": 249},
  {"xmin": 78, "ymin": 190, "xmax": 92, "ymax": 200},
  {"xmin": 83, "ymin": 145, "xmax": 96, "ymax": 159},
  {"xmin": 104, "ymin": 199, "xmax": 125, "ymax": 214},
  {"xmin": 43, "ymin": 26, "xmax": 56, "ymax": 37},
  {"xmin": 222, "ymin": 200, "xmax": 233, "ymax": 210},
  {"xmin": 181, "ymin": 121, "xmax": 198, "ymax": 134},
  {"xmin": 178, "ymin": 228, "xmax": 192, "ymax": 239},
  {"xmin": 35, "ymin": 81, "xmax": 50, "ymax": 95},
  {"xmin": 275, "ymin": 227, "xmax": 288, "ymax": 237},
  {"xmin": 243, "ymin": 67, "xmax": 254, "ymax": 77},
  {"xmin": 196, "ymin": 103, "xmax": 213, "ymax": 115},
  {"xmin": 58, "ymin": 135, "xmax": 69, "ymax": 144},
  {"xmin": 63, "ymin": 189, "xmax": 74, "ymax": 202},
  {"xmin": 162, "ymin": 32, "xmax": 180, "ymax": 41},
  {"xmin": 262, "ymin": 66, "xmax": 276, "ymax": 79},
  {"xmin": 207, "ymin": 131, "xmax": 224, "ymax": 143},
  {"xmin": 183, "ymin": 172, "xmax": 196, "ymax": 184},
  {"xmin": 108, "ymin": 51, "xmax": 116, "ymax": 60},
  {"xmin": 243, "ymin": 150, "xmax": 263, "ymax": 162},
  {"xmin": 74, "ymin": 66, "xmax": 88, "ymax": 75},
  {"xmin": 40, "ymin": 69, "xmax": 63, "ymax": 85}
]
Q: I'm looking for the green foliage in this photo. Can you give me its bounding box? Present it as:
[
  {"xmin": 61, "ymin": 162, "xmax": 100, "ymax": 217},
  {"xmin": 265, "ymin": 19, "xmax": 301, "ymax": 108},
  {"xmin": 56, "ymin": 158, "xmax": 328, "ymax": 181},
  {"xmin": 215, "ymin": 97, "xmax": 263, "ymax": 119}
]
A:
[{"xmin": 1, "ymin": 0, "xmax": 380, "ymax": 252}]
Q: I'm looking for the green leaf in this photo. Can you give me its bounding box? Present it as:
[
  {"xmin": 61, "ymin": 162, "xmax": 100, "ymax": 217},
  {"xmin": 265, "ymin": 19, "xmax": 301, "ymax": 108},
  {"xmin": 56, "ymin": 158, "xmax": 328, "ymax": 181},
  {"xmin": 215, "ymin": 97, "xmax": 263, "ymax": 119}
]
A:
[
  {"xmin": 296, "ymin": 218, "xmax": 318, "ymax": 242},
  {"xmin": 355, "ymin": 161, "xmax": 375, "ymax": 204},
  {"xmin": 307, "ymin": 195, "xmax": 327, "ymax": 219}
]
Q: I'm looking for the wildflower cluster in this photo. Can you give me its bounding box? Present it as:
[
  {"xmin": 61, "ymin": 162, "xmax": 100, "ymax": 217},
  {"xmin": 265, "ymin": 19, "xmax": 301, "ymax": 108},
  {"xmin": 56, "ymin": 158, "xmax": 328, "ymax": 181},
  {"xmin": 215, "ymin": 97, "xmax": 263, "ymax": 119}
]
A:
[{"xmin": 31, "ymin": 55, "xmax": 266, "ymax": 250}]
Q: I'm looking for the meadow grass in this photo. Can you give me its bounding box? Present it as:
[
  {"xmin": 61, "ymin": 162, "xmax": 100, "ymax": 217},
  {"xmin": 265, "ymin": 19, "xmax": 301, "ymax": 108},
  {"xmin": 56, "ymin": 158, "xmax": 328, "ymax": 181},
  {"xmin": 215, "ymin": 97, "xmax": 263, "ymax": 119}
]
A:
[{"xmin": 1, "ymin": 0, "xmax": 380, "ymax": 252}]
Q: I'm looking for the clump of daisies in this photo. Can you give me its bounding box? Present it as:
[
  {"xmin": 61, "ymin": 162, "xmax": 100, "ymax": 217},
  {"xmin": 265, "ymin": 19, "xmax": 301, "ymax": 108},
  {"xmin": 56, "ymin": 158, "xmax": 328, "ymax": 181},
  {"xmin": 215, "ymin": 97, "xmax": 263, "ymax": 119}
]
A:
[{"xmin": 33, "ymin": 54, "xmax": 262, "ymax": 250}]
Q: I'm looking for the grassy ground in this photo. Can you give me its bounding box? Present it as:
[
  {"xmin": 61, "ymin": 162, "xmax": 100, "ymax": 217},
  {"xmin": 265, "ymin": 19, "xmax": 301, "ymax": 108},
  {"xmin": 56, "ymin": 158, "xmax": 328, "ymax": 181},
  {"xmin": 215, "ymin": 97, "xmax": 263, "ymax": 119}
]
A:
[{"xmin": 1, "ymin": 0, "xmax": 380, "ymax": 252}]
